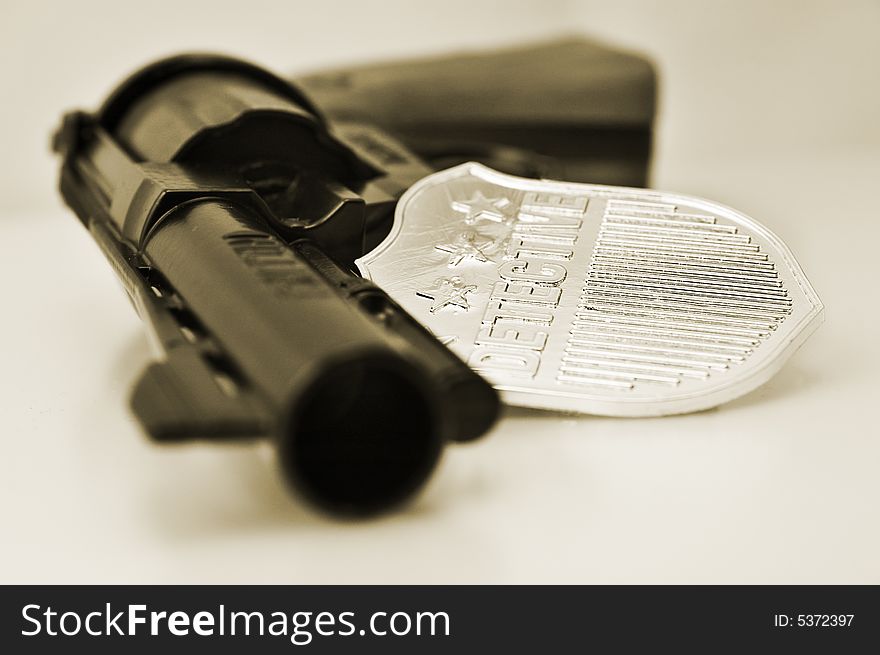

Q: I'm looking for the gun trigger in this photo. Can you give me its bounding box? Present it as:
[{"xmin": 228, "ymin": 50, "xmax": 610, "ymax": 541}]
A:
[{"xmin": 131, "ymin": 348, "xmax": 270, "ymax": 443}]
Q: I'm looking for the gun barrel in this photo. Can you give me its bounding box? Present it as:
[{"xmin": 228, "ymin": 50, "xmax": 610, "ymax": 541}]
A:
[{"xmin": 141, "ymin": 197, "xmax": 443, "ymax": 514}]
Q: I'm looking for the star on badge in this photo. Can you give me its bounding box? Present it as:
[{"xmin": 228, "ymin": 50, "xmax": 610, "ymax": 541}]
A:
[
  {"xmin": 451, "ymin": 191, "xmax": 513, "ymax": 225},
  {"xmin": 434, "ymin": 231, "xmax": 494, "ymax": 266},
  {"xmin": 416, "ymin": 277, "xmax": 477, "ymax": 313}
]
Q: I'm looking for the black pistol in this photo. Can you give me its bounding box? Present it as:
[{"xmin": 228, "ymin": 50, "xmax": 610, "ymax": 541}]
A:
[{"xmin": 53, "ymin": 55, "xmax": 499, "ymax": 516}]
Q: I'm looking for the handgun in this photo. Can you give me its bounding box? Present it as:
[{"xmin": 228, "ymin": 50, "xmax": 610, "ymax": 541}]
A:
[{"xmin": 53, "ymin": 55, "xmax": 500, "ymax": 516}]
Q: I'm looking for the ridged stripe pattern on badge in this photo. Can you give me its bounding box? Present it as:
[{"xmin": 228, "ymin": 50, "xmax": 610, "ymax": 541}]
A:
[{"xmin": 558, "ymin": 199, "xmax": 793, "ymax": 390}]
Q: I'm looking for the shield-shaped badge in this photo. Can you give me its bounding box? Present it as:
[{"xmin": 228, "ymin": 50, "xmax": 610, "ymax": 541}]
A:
[{"xmin": 356, "ymin": 163, "xmax": 823, "ymax": 416}]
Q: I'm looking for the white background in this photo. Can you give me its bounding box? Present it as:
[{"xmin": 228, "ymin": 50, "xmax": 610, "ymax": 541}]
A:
[{"xmin": 1, "ymin": 1, "xmax": 878, "ymax": 582}]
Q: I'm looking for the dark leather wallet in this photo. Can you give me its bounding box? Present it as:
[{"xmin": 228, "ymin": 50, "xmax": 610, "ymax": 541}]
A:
[{"xmin": 294, "ymin": 37, "xmax": 657, "ymax": 187}]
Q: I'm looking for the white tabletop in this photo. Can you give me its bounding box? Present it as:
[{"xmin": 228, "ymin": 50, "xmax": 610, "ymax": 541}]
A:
[{"xmin": 2, "ymin": 145, "xmax": 877, "ymax": 584}]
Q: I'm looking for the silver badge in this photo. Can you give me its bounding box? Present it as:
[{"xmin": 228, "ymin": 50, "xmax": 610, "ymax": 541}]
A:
[{"xmin": 356, "ymin": 163, "xmax": 823, "ymax": 417}]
